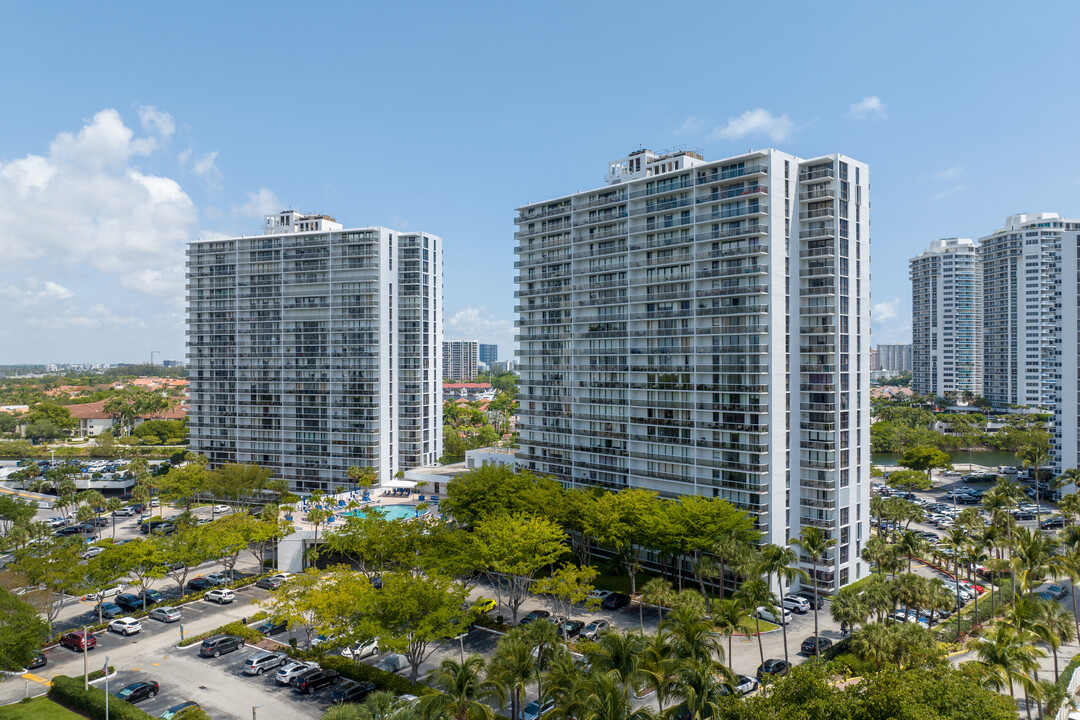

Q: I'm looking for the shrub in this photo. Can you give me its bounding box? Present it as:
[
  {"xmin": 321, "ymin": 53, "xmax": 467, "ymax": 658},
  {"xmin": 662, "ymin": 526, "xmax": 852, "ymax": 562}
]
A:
[
  {"xmin": 48, "ymin": 674, "xmax": 153, "ymax": 719},
  {"xmin": 177, "ymin": 620, "xmax": 263, "ymax": 648},
  {"xmin": 315, "ymin": 654, "xmax": 435, "ymax": 696}
]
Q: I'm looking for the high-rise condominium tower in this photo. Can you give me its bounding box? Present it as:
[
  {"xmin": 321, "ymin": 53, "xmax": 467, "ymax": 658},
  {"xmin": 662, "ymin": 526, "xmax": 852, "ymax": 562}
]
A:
[
  {"xmin": 442, "ymin": 341, "xmax": 479, "ymax": 381},
  {"xmin": 875, "ymin": 344, "xmax": 912, "ymax": 373},
  {"xmin": 187, "ymin": 211, "xmax": 443, "ymax": 492},
  {"xmin": 479, "ymin": 343, "xmax": 499, "ymax": 365},
  {"xmin": 514, "ymin": 148, "xmax": 870, "ymax": 592},
  {"xmin": 1056, "ymin": 231, "xmax": 1080, "ymax": 475},
  {"xmin": 979, "ymin": 214, "xmax": 1079, "ymax": 411},
  {"xmin": 910, "ymin": 239, "xmax": 982, "ymax": 397}
]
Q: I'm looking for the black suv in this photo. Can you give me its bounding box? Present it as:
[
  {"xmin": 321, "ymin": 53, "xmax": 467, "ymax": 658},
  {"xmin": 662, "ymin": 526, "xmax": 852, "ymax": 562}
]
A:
[
  {"xmin": 115, "ymin": 680, "xmax": 159, "ymax": 703},
  {"xmin": 333, "ymin": 680, "xmax": 377, "ymax": 704},
  {"xmin": 800, "ymin": 636, "xmax": 832, "ymax": 655},
  {"xmin": 114, "ymin": 593, "xmax": 142, "ymax": 613},
  {"xmin": 519, "ymin": 610, "xmax": 551, "ymax": 626},
  {"xmin": 200, "ymin": 634, "xmax": 245, "ymax": 658},
  {"xmin": 293, "ymin": 668, "xmax": 339, "ymax": 694},
  {"xmin": 796, "ymin": 592, "xmax": 825, "ymax": 610},
  {"xmin": 756, "ymin": 659, "xmax": 791, "ymax": 679},
  {"xmin": 601, "ymin": 592, "xmax": 631, "ymax": 610},
  {"xmin": 255, "ymin": 619, "xmax": 288, "ymax": 636}
]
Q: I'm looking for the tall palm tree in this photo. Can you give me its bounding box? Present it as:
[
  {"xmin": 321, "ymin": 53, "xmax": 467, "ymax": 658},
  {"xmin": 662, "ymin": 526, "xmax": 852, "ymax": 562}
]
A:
[
  {"xmin": 1056, "ymin": 539, "xmax": 1080, "ymax": 648},
  {"xmin": 670, "ymin": 657, "xmax": 734, "ymax": 720},
  {"xmin": 757, "ymin": 544, "xmax": 806, "ymax": 667},
  {"xmin": 419, "ymin": 656, "xmax": 501, "ymax": 720},
  {"xmin": 1011, "ymin": 526, "xmax": 1060, "ymax": 596},
  {"xmin": 106, "ymin": 497, "xmax": 122, "ymax": 539},
  {"xmin": 1033, "ymin": 598, "xmax": 1075, "ymax": 681},
  {"xmin": 712, "ymin": 597, "xmax": 752, "ymax": 664},
  {"xmin": 710, "ymin": 533, "xmax": 750, "ymax": 602},
  {"xmin": 583, "ymin": 628, "xmax": 646, "ymax": 689},
  {"xmin": 640, "ymin": 577, "xmax": 675, "ymax": 624},
  {"xmin": 850, "ymin": 622, "xmax": 893, "ymax": 671},
  {"xmin": 829, "ymin": 586, "xmax": 868, "ymax": 635},
  {"xmin": 488, "ymin": 630, "xmax": 537, "ymax": 720},
  {"xmin": 968, "ymin": 623, "xmax": 1044, "ymax": 720},
  {"xmin": 637, "ymin": 629, "xmax": 675, "ymax": 714},
  {"xmin": 896, "ymin": 529, "xmax": 926, "ymax": 572},
  {"xmin": 789, "ymin": 526, "xmax": 835, "ymax": 644},
  {"xmin": 663, "ymin": 605, "xmax": 724, "ymax": 666},
  {"xmin": 691, "ymin": 554, "xmax": 720, "ymax": 615},
  {"xmin": 734, "ymin": 576, "xmax": 774, "ymax": 668},
  {"xmin": 553, "ymin": 670, "xmax": 654, "ymax": 720},
  {"xmin": 1017, "ymin": 432, "xmax": 1050, "ymax": 526},
  {"xmin": 861, "ymin": 535, "xmax": 896, "ymax": 578}
]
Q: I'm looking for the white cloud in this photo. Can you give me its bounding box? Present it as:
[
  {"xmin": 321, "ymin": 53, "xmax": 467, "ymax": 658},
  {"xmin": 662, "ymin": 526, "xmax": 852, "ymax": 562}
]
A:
[
  {"xmin": 709, "ymin": 109, "xmax": 794, "ymax": 143},
  {"xmin": 847, "ymin": 96, "xmax": 886, "ymax": 119},
  {"xmin": 0, "ymin": 109, "xmax": 195, "ymax": 297},
  {"xmin": 177, "ymin": 148, "xmax": 193, "ymax": 167},
  {"xmin": 235, "ymin": 188, "xmax": 280, "ymax": 217},
  {"xmin": 0, "ymin": 278, "xmax": 75, "ymax": 306},
  {"xmin": 870, "ymin": 298, "xmax": 912, "ymax": 344},
  {"xmin": 932, "ymin": 165, "xmax": 964, "ymax": 181},
  {"xmin": 190, "ymin": 150, "xmax": 222, "ymax": 187},
  {"xmin": 872, "ymin": 298, "xmax": 901, "ymax": 323},
  {"xmin": 931, "ymin": 185, "xmax": 965, "ymax": 200},
  {"xmin": 675, "ymin": 116, "xmax": 706, "ymax": 136},
  {"xmin": 137, "ymin": 106, "xmax": 175, "ymax": 141},
  {"xmin": 446, "ymin": 306, "xmax": 516, "ymax": 357}
]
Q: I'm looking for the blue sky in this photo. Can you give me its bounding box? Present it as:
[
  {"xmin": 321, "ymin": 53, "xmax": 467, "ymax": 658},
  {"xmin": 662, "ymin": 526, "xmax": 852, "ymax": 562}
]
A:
[{"xmin": 1, "ymin": 1, "xmax": 1078, "ymax": 364}]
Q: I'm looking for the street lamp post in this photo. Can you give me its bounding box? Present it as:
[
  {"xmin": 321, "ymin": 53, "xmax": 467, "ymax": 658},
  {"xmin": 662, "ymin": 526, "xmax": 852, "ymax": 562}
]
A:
[{"xmin": 83, "ymin": 626, "xmax": 89, "ymax": 690}]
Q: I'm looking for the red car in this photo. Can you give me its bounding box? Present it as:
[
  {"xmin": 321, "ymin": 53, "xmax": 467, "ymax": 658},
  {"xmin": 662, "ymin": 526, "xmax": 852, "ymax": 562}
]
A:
[{"xmin": 59, "ymin": 631, "xmax": 97, "ymax": 651}]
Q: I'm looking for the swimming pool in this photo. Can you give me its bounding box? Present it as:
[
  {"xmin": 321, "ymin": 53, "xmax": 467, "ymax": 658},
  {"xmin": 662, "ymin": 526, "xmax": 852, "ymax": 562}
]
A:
[{"xmin": 339, "ymin": 504, "xmax": 427, "ymax": 521}]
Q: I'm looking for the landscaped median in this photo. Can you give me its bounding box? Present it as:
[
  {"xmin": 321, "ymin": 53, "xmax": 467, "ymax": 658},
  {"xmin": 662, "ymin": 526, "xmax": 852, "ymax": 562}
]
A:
[
  {"xmin": 176, "ymin": 620, "xmax": 263, "ymax": 648},
  {"xmin": 47, "ymin": 675, "xmax": 152, "ymax": 720}
]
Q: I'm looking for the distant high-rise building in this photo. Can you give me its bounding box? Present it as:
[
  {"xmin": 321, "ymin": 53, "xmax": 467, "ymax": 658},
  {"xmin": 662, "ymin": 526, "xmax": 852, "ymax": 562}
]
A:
[
  {"xmin": 869, "ymin": 347, "xmax": 880, "ymax": 371},
  {"xmin": 187, "ymin": 210, "xmax": 443, "ymax": 492},
  {"xmin": 910, "ymin": 239, "xmax": 982, "ymax": 397},
  {"xmin": 980, "ymin": 214, "xmax": 1079, "ymax": 410},
  {"xmin": 1056, "ymin": 230, "xmax": 1080, "ymax": 476},
  {"xmin": 442, "ymin": 340, "xmax": 479, "ymax": 381},
  {"xmin": 479, "ymin": 343, "xmax": 498, "ymax": 365},
  {"xmin": 875, "ymin": 344, "xmax": 912, "ymax": 373},
  {"xmin": 515, "ymin": 147, "xmax": 871, "ymax": 592}
]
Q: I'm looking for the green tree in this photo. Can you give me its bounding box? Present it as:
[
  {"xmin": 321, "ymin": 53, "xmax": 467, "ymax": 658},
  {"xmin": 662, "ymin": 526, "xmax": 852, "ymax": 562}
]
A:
[
  {"xmin": 474, "ymin": 513, "xmax": 566, "ymax": 623},
  {"xmin": 488, "ymin": 629, "xmax": 537, "ymax": 720},
  {"xmin": 640, "ymin": 577, "xmax": 675, "ymax": 624},
  {"xmin": 531, "ymin": 563, "xmax": 598, "ymax": 639},
  {"xmin": 321, "ymin": 509, "xmax": 423, "ymax": 579},
  {"xmin": 1016, "ymin": 430, "xmax": 1051, "ymax": 525},
  {"xmin": 756, "ymin": 543, "xmax": 806, "ymax": 667},
  {"xmin": 789, "ymin": 526, "xmax": 835, "ymax": 643},
  {"xmin": 712, "ymin": 597, "xmax": 753, "ymax": 666},
  {"xmin": 734, "ymin": 576, "xmax": 774, "ymax": 669},
  {"xmin": 257, "ymin": 567, "xmax": 336, "ymax": 649},
  {"xmin": 0, "ymin": 586, "xmax": 50, "ymax": 671},
  {"xmin": 967, "ymin": 622, "xmax": 1044, "ymax": 708},
  {"xmin": 160, "ymin": 526, "xmax": 214, "ymax": 597},
  {"xmin": 887, "ymin": 469, "xmax": 932, "ymax": 493},
  {"xmin": 10, "ymin": 538, "xmax": 85, "ymax": 630},
  {"xmin": 418, "ymin": 656, "xmax": 499, "ymax": 720},
  {"xmin": 899, "ymin": 445, "xmax": 952, "ymax": 485}
]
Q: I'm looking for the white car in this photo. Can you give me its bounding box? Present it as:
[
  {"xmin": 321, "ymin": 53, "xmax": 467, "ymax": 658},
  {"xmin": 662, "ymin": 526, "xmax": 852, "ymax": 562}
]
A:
[
  {"xmin": 113, "ymin": 507, "xmax": 138, "ymax": 516},
  {"xmin": 276, "ymin": 661, "xmax": 319, "ymax": 685},
  {"xmin": 150, "ymin": 499, "xmax": 160, "ymax": 507},
  {"xmin": 205, "ymin": 588, "xmax": 235, "ymax": 604},
  {"xmin": 213, "ymin": 505, "xmax": 231, "ymax": 514},
  {"xmin": 81, "ymin": 546, "xmax": 104, "ymax": 559},
  {"xmin": 149, "ymin": 606, "xmax": 181, "ymax": 623},
  {"xmin": 781, "ymin": 595, "xmax": 810, "ymax": 614},
  {"xmin": 755, "ymin": 606, "xmax": 792, "ymax": 625},
  {"xmin": 587, "ymin": 589, "xmax": 612, "ymax": 603},
  {"xmin": 341, "ymin": 638, "xmax": 380, "ymax": 660},
  {"xmin": 269, "ymin": 572, "xmax": 294, "ymax": 583},
  {"xmin": 109, "ymin": 617, "xmax": 142, "ymax": 636}
]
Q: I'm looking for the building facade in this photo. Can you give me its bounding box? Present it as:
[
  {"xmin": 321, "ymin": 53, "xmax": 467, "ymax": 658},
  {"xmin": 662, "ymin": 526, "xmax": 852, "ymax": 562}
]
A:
[
  {"xmin": 514, "ymin": 148, "xmax": 871, "ymax": 592},
  {"xmin": 875, "ymin": 344, "xmax": 912, "ymax": 373},
  {"xmin": 910, "ymin": 239, "xmax": 981, "ymax": 397},
  {"xmin": 442, "ymin": 340, "xmax": 479, "ymax": 381},
  {"xmin": 479, "ymin": 343, "xmax": 498, "ymax": 365},
  {"xmin": 1054, "ymin": 230, "xmax": 1080, "ymax": 475},
  {"xmin": 187, "ymin": 211, "xmax": 443, "ymax": 492}
]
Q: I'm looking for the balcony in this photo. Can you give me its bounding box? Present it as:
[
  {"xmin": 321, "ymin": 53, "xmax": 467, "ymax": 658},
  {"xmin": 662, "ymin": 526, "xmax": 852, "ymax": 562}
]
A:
[
  {"xmin": 696, "ymin": 265, "xmax": 766, "ymax": 280},
  {"xmin": 799, "ymin": 515, "xmax": 835, "ymax": 528},
  {"xmin": 694, "ymin": 204, "xmax": 767, "ymax": 223},
  {"xmin": 695, "ymin": 184, "xmax": 767, "ymax": 204},
  {"xmin": 799, "ymin": 226, "xmax": 836, "ymax": 239},
  {"xmin": 798, "ymin": 187, "xmax": 835, "ymax": 201},
  {"xmin": 627, "ymin": 177, "xmax": 695, "ymax": 199},
  {"xmin": 696, "ymin": 164, "xmax": 769, "ymax": 184},
  {"xmin": 798, "ymin": 167, "xmax": 835, "ymax": 182},
  {"xmin": 575, "ymin": 193, "xmax": 627, "ymax": 210},
  {"xmin": 799, "ymin": 207, "xmax": 835, "ymax": 220},
  {"xmin": 516, "ymin": 204, "xmax": 572, "ymax": 224}
]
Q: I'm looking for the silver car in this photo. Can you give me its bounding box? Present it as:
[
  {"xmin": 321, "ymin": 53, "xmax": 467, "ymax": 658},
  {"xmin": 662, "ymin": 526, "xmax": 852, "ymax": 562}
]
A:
[
  {"xmin": 243, "ymin": 651, "xmax": 288, "ymax": 676},
  {"xmin": 276, "ymin": 661, "xmax": 319, "ymax": 686},
  {"xmin": 148, "ymin": 606, "xmax": 181, "ymax": 623}
]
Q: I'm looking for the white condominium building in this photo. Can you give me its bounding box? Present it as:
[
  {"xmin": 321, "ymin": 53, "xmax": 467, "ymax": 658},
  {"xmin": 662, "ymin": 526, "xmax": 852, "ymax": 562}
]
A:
[
  {"xmin": 875, "ymin": 344, "xmax": 912, "ymax": 373},
  {"xmin": 442, "ymin": 340, "xmax": 479, "ymax": 381},
  {"xmin": 514, "ymin": 147, "xmax": 870, "ymax": 592},
  {"xmin": 1053, "ymin": 231, "xmax": 1080, "ymax": 475},
  {"xmin": 910, "ymin": 239, "xmax": 982, "ymax": 397},
  {"xmin": 979, "ymin": 214, "xmax": 1079, "ymax": 411},
  {"xmin": 187, "ymin": 211, "xmax": 443, "ymax": 493}
]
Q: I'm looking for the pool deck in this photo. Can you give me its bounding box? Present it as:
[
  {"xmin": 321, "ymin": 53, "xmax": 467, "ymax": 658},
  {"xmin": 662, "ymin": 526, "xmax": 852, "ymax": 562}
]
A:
[{"xmin": 285, "ymin": 487, "xmax": 439, "ymax": 531}]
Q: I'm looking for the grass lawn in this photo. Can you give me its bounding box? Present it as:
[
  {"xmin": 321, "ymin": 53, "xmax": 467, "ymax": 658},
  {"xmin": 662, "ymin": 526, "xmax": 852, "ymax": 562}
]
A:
[{"xmin": 0, "ymin": 696, "xmax": 85, "ymax": 720}]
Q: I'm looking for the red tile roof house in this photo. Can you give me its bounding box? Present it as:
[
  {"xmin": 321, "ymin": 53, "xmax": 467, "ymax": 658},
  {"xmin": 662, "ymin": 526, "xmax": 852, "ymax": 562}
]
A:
[{"xmin": 65, "ymin": 400, "xmax": 187, "ymax": 437}]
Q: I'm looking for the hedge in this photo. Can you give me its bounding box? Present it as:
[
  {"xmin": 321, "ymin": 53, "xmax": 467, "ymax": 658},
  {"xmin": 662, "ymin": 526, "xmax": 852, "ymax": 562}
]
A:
[
  {"xmin": 48, "ymin": 675, "xmax": 154, "ymax": 720},
  {"xmin": 177, "ymin": 619, "xmax": 263, "ymax": 648},
  {"xmin": 314, "ymin": 654, "xmax": 435, "ymax": 696}
]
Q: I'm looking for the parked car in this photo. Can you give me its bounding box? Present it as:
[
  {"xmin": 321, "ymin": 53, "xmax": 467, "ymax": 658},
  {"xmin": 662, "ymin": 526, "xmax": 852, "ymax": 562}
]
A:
[
  {"xmin": 756, "ymin": 658, "xmax": 791, "ymax": 679},
  {"xmin": 293, "ymin": 668, "xmax": 339, "ymax": 694},
  {"xmin": 795, "ymin": 591, "xmax": 825, "ymax": 610},
  {"xmin": 149, "ymin": 606, "xmax": 181, "ymax": 623},
  {"xmin": 205, "ymin": 588, "xmax": 235, "ymax": 605},
  {"xmin": 277, "ymin": 661, "xmax": 319, "ymax": 685},
  {"xmin": 80, "ymin": 546, "xmax": 104, "ymax": 559},
  {"xmin": 114, "ymin": 593, "xmax": 142, "ymax": 613},
  {"xmin": 200, "ymin": 634, "xmax": 245, "ymax": 658},
  {"xmin": 1041, "ymin": 516, "xmax": 1066, "ymax": 529},
  {"xmin": 800, "ymin": 636, "xmax": 833, "ymax": 655},
  {"xmin": 27, "ymin": 651, "xmax": 47, "ymax": 670},
  {"xmin": 755, "ymin": 606, "xmax": 791, "ymax": 625},
  {"xmin": 581, "ymin": 619, "xmax": 610, "ymax": 640},
  {"xmin": 95, "ymin": 602, "xmax": 124, "ymax": 619},
  {"xmin": 115, "ymin": 680, "xmax": 159, "ymax": 703},
  {"xmin": 255, "ymin": 576, "xmax": 285, "ymax": 590},
  {"xmin": 720, "ymin": 674, "xmax": 759, "ymax": 697},
  {"xmin": 341, "ymin": 639, "xmax": 380, "ymax": 660},
  {"xmin": 114, "ymin": 506, "xmax": 138, "ymax": 516},
  {"xmin": 519, "ymin": 610, "xmax": 551, "ymax": 626},
  {"xmin": 187, "ymin": 576, "xmax": 215, "ymax": 591},
  {"xmin": 781, "ymin": 595, "xmax": 810, "ymax": 614},
  {"xmin": 212, "ymin": 505, "xmax": 231, "ymax": 514},
  {"xmin": 243, "ymin": 651, "xmax": 289, "ymax": 676},
  {"xmin": 109, "ymin": 617, "xmax": 143, "ymax": 636},
  {"xmin": 204, "ymin": 572, "xmax": 231, "ymax": 585},
  {"xmin": 255, "ymin": 618, "xmax": 288, "ymax": 636},
  {"xmin": 1046, "ymin": 584, "xmax": 1069, "ymax": 600},
  {"xmin": 333, "ymin": 680, "xmax": 378, "ymax": 704},
  {"xmin": 588, "ymin": 589, "xmax": 613, "ymax": 603},
  {"xmin": 372, "ymin": 654, "xmax": 409, "ymax": 674},
  {"xmin": 472, "ymin": 597, "xmax": 497, "ymax": 613},
  {"xmin": 558, "ymin": 618, "xmax": 585, "ymax": 637},
  {"xmin": 137, "ymin": 589, "xmax": 165, "ymax": 606},
  {"xmin": 522, "ymin": 698, "xmax": 556, "ymax": 720},
  {"xmin": 601, "ymin": 592, "xmax": 631, "ymax": 610},
  {"xmin": 1012, "ymin": 509, "xmax": 1036, "ymax": 521},
  {"xmin": 942, "ymin": 470, "xmax": 961, "ymax": 477},
  {"xmin": 159, "ymin": 701, "xmax": 199, "ymax": 719},
  {"xmin": 60, "ymin": 631, "xmax": 97, "ymax": 651}
]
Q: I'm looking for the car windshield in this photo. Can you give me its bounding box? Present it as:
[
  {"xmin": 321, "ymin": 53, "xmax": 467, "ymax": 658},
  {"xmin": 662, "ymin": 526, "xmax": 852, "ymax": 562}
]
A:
[{"xmin": 118, "ymin": 688, "xmax": 133, "ymax": 697}]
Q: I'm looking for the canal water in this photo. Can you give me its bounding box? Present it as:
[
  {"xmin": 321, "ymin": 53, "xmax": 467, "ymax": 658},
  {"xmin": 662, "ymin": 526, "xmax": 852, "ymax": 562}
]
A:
[{"xmin": 871, "ymin": 450, "xmax": 1023, "ymax": 470}]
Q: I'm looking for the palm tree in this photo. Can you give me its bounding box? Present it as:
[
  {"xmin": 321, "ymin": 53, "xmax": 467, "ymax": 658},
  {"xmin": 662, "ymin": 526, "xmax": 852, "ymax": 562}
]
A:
[
  {"xmin": 1017, "ymin": 432, "xmax": 1050, "ymax": 525},
  {"xmin": 488, "ymin": 630, "xmax": 537, "ymax": 720},
  {"xmin": 583, "ymin": 628, "xmax": 646, "ymax": 689},
  {"xmin": 968, "ymin": 623, "xmax": 1045, "ymax": 720},
  {"xmin": 896, "ymin": 529, "xmax": 926, "ymax": 572},
  {"xmin": 829, "ymin": 586, "xmax": 867, "ymax": 635},
  {"xmin": 850, "ymin": 622, "xmax": 893, "ymax": 671},
  {"xmin": 669, "ymin": 657, "xmax": 733, "ymax": 720},
  {"xmin": 710, "ymin": 533, "xmax": 751, "ymax": 602},
  {"xmin": 663, "ymin": 604, "xmax": 724, "ymax": 666},
  {"xmin": 640, "ymin": 577, "xmax": 675, "ymax": 624},
  {"xmin": 1033, "ymin": 598, "xmax": 1075, "ymax": 681},
  {"xmin": 106, "ymin": 497, "xmax": 122, "ymax": 539},
  {"xmin": 1011, "ymin": 526, "xmax": 1059, "ymax": 596},
  {"xmin": 305, "ymin": 507, "xmax": 332, "ymax": 569},
  {"xmin": 712, "ymin": 597, "xmax": 753, "ymax": 664},
  {"xmin": 553, "ymin": 669, "xmax": 654, "ymax": 720},
  {"xmin": 734, "ymin": 576, "xmax": 774, "ymax": 669},
  {"xmin": 419, "ymin": 656, "xmax": 501, "ymax": 720},
  {"xmin": 789, "ymin": 526, "xmax": 835, "ymax": 644},
  {"xmin": 1057, "ymin": 540, "xmax": 1080, "ymax": 648},
  {"xmin": 637, "ymin": 629, "xmax": 675, "ymax": 714},
  {"xmin": 757, "ymin": 544, "xmax": 806, "ymax": 667},
  {"xmin": 861, "ymin": 535, "xmax": 896, "ymax": 577},
  {"xmin": 691, "ymin": 554, "xmax": 720, "ymax": 615}
]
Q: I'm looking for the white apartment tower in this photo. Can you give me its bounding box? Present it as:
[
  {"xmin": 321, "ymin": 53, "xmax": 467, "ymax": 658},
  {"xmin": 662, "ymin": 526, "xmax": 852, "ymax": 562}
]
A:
[
  {"xmin": 187, "ymin": 211, "xmax": 443, "ymax": 492},
  {"xmin": 1056, "ymin": 231, "xmax": 1080, "ymax": 476},
  {"xmin": 875, "ymin": 344, "xmax": 912, "ymax": 373},
  {"xmin": 514, "ymin": 148, "xmax": 871, "ymax": 592},
  {"xmin": 910, "ymin": 239, "xmax": 982, "ymax": 397},
  {"xmin": 442, "ymin": 340, "xmax": 479, "ymax": 381}
]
